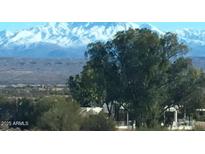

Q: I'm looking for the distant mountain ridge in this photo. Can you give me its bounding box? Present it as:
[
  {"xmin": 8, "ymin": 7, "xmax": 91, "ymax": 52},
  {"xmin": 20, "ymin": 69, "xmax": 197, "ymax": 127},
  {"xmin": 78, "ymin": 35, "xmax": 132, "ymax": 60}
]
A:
[{"xmin": 0, "ymin": 22, "xmax": 204, "ymax": 58}]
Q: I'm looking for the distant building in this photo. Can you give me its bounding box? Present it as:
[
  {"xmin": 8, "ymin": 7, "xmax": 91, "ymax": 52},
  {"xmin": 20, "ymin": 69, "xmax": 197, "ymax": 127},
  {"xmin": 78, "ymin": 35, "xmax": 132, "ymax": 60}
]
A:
[{"xmin": 80, "ymin": 107, "xmax": 103, "ymax": 117}]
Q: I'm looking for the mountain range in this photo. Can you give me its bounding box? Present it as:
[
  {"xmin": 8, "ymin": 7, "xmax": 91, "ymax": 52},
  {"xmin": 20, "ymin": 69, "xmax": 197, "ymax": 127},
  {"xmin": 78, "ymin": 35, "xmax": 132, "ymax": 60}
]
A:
[{"xmin": 0, "ymin": 22, "xmax": 204, "ymax": 58}]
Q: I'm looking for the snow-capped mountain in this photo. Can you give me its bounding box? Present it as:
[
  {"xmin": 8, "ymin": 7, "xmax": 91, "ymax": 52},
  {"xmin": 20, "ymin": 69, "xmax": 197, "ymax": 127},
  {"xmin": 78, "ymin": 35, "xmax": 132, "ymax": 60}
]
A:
[
  {"xmin": 0, "ymin": 22, "xmax": 155, "ymax": 48},
  {"xmin": 0, "ymin": 22, "xmax": 204, "ymax": 58},
  {"xmin": 176, "ymin": 28, "xmax": 205, "ymax": 57},
  {"xmin": 0, "ymin": 22, "xmax": 164, "ymax": 58}
]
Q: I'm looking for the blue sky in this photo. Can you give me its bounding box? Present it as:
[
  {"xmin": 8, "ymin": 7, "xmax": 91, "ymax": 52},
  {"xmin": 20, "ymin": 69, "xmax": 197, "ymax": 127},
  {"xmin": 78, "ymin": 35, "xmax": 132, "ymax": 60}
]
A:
[
  {"xmin": 146, "ymin": 22, "xmax": 205, "ymax": 31},
  {"xmin": 0, "ymin": 22, "xmax": 45, "ymax": 32},
  {"xmin": 0, "ymin": 22, "xmax": 205, "ymax": 32}
]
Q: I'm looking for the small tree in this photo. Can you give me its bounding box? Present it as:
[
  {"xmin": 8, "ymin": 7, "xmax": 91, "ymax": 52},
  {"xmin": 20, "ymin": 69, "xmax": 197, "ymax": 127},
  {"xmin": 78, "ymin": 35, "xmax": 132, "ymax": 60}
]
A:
[
  {"xmin": 0, "ymin": 97, "xmax": 15, "ymax": 122},
  {"xmin": 80, "ymin": 112, "xmax": 115, "ymax": 131},
  {"xmin": 37, "ymin": 96, "xmax": 82, "ymax": 131}
]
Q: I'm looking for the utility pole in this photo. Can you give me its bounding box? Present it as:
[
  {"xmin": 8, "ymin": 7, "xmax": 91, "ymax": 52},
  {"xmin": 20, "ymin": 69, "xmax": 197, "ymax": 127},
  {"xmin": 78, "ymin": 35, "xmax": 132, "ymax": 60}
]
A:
[{"xmin": 126, "ymin": 111, "xmax": 129, "ymax": 126}]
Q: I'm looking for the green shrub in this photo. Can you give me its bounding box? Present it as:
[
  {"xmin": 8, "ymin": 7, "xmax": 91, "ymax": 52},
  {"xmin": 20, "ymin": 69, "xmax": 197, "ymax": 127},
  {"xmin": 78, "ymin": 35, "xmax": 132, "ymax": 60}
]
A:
[
  {"xmin": 36, "ymin": 96, "xmax": 82, "ymax": 131},
  {"xmin": 0, "ymin": 97, "xmax": 16, "ymax": 122},
  {"xmin": 80, "ymin": 112, "xmax": 115, "ymax": 131},
  {"xmin": 0, "ymin": 97, "xmax": 51, "ymax": 130}
]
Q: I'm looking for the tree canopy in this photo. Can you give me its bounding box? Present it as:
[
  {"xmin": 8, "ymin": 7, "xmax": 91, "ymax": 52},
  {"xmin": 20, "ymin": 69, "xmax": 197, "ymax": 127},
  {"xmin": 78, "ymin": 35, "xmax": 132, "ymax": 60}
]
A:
[{"xmin": 68, "ymin": 28, "xmax": 205, "ymax": 128}]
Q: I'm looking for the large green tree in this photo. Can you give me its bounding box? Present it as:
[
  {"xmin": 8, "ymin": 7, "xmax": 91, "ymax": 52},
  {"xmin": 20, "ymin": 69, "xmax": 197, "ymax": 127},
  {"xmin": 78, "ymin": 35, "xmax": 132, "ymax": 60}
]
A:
[
  {"xmin": 68, "ymin": 28, "xmax": 205, "ymax": 128},
  {"xmin": 111, "ymin": 29, "xmax": 188, "ymax": 127}
]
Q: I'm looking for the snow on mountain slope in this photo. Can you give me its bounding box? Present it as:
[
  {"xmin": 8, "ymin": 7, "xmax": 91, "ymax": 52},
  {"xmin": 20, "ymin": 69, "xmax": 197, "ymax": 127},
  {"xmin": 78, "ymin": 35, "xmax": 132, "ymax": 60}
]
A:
[
  {"xmin": 176, "ymin": 29, "xmax": 205, "ymax": 45},
  {"xmin": 0, "ymin": 22, "xmax": 143, "ymax": 58},
  {"xmin": 0, "ymin": 22, "xmax": 204, "ymax": 58},
  {"xmin": 0, "ymin": 22, "xmax": 140, "ymax": 48},
  {"xmin": 176, "ymin": 28, "xmax": 205, "ymax": 57}
]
